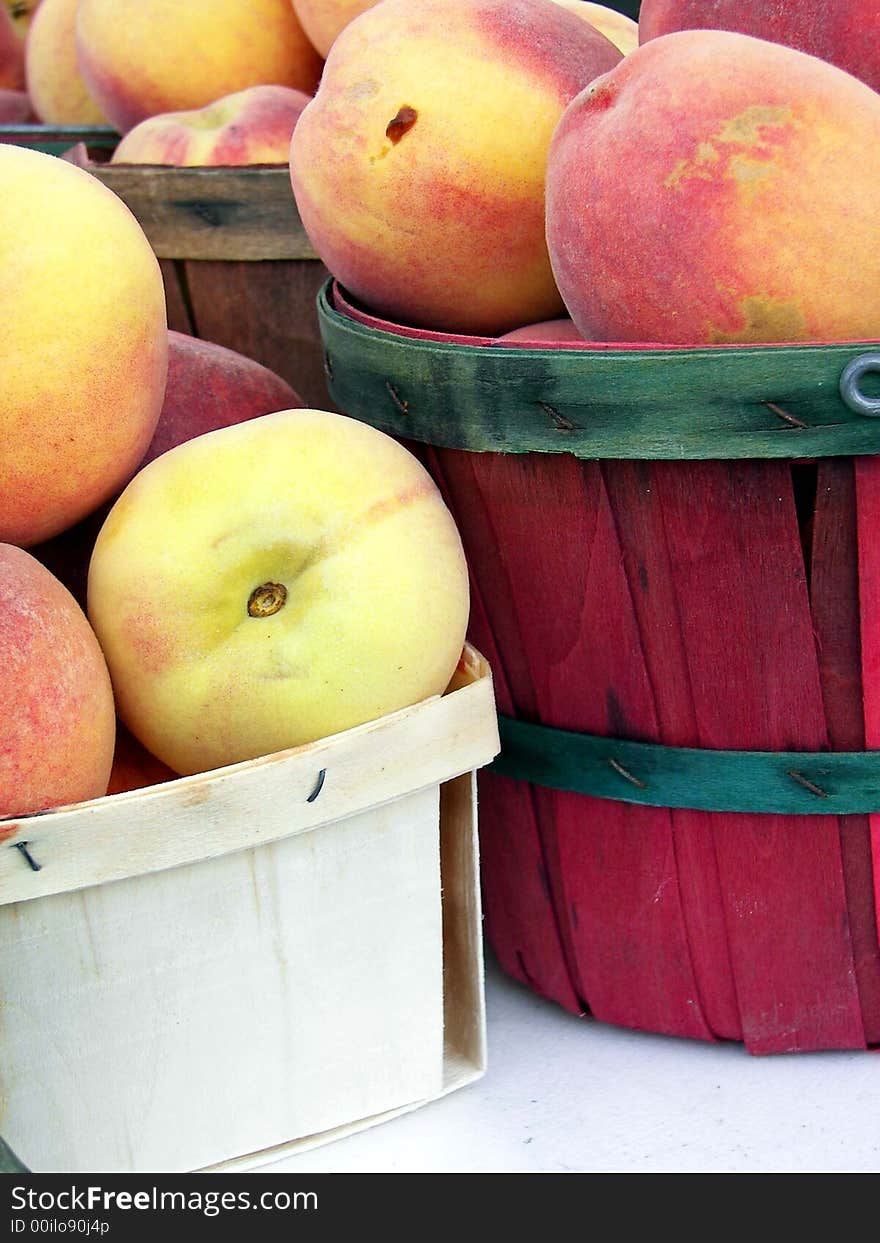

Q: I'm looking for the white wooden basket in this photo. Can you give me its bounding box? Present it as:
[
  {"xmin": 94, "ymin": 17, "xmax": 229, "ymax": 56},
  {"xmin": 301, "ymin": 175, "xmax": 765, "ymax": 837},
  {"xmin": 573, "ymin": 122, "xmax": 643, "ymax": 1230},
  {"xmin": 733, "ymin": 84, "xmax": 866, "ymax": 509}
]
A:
[{"xmin": 0, "ymin": 645, "xmax": 498, "ymax": 1174}]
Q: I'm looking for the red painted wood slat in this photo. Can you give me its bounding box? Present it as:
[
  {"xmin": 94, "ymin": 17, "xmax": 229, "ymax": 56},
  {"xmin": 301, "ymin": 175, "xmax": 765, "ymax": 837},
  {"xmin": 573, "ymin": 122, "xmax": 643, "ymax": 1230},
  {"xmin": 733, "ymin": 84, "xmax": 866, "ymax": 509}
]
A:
[
  {"xmin": 812, "ymin": 458, "xmax": 879, "ymax": 1044},
  {"xmin": 432, "ymin": 448, "xmax": 712, "ymax": 1038},
  {"xmin": 424, "ymin": 445, "xmax": 582, "ymax": 1014},
  {"xmin": 650, "ymin": 460, "xmax": 862, "ymax": 1053},
  {"xmin": 601, "ymin": 462, "xmax": 742, "ymax": 1041},
  {"xmin": 855, "ymin": 456, "xmax": 880, "ymax": 957}
]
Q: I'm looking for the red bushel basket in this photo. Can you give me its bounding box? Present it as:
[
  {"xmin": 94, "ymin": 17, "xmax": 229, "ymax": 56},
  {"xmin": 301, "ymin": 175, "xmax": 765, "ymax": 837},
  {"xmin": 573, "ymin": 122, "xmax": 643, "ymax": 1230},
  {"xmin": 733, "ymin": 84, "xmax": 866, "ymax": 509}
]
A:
[{"xmin": 318, "ymin": 279, "xmax": 880, "ymax": 1055}]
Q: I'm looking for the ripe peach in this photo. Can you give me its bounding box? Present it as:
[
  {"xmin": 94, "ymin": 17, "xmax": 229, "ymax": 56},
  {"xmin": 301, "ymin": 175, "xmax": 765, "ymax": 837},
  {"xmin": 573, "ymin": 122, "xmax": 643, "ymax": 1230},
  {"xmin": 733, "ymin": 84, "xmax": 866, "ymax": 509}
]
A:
[
  {"xmin": 498, "ymin": 318, "xmax": 584, "ymax": 343},
  {"xmin": 639, "ymin": 0, "xmax": 880, "ymax": 94},
  {"xmin": 0, "ymin": 4, "xmax": 25, "ymax": 89},
  {"xmin": 546, "ymin": 30, "xmax": 880, "ymax": 344},
  {"xmin": 0, "ymin": 85, "xmax": 35, "ymax": 118},
  {"xmin": 88, "ymin": 409, "xmax": 470, "ymax": 776},
  {"xmin": 0, "ymin": 543, "xmax": 115, "ymax": 818},
  {"xmin": 33, "ymin": 331, "xmax": 302, "ymax": 608},
  {"xmin": 289, "ymin": 0, "xmax": 377, "ymax": 57},
  {"xmin": 111, "ymin": 85, "xmax": 311, "ymax": 167},
  {"xmin": 107, "ymin": 721, "xmax": 176, "ymax": 794},
  {"xmin": 552, "ymin": 2, "xmax": 638, "ymax": 53},
  {"xmin": 290, "ymin": 0, "xmax": 621, "ymax": 335},
  {"xmin": 76, "ymin": 0, "xmax": 323, "ymax": 134},
  {"xmin": 25, "ymin": 0, "xmax": 107, "ymax": 123},
  {"xmin": 4, "ymin": 1, "xmax": 40, "ymax": 40},
  {"xmin": 0, "ymin": 144, "xmax": 168, "ymax": 546}
]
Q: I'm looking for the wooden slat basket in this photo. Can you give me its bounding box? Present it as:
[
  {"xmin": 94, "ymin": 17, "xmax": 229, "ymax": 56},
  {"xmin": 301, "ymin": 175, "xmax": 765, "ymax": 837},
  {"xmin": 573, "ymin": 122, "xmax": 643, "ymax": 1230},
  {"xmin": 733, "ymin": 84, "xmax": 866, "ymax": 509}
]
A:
[
  {"xmin": 0, "ymin": 125, "xmax": 331, "ymax": 409},
  {"xmin": 0, "ymin": 645, "xmax": 498, "ymax": 1173},
  {"xmin": 318, "ymin": 278, "xmax": 880, "ymax": 1056}
]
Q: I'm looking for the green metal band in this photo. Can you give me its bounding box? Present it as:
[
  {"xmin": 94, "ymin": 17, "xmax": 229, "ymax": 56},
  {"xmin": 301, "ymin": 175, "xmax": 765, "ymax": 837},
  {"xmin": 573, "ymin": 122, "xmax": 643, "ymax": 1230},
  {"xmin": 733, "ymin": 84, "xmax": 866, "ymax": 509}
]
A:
[
  {"xmin": 492, "ymin": 714, "xmax": 880, "ymax": 816},
  {"xmin": 317, "ymin": 281, "xmax": 880, "ymax": 461}
]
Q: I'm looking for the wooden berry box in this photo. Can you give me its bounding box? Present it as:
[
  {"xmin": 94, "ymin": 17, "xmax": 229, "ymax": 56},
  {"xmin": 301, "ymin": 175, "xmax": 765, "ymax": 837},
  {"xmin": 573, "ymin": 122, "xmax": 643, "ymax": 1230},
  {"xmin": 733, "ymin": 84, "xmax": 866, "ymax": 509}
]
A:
[
  {"xmin": 317, "ymin": 278, "xmax": 880, "ymax": 1056},
  {"xmin": 0, "ymin": 124, "xmax": 332, "ymax": 409},
  {"xmin": 0, "ymin": 645, "xmax": 498, "ymax": 1174}
]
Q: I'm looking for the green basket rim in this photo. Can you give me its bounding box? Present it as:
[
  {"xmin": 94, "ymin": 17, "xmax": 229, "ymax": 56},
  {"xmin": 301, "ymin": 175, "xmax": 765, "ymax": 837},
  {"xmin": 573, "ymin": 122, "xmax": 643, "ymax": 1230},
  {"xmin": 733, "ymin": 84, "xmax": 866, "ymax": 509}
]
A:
[{"xmin": 317, "ymin": 280, "xmax": 880, "ymax": 461}]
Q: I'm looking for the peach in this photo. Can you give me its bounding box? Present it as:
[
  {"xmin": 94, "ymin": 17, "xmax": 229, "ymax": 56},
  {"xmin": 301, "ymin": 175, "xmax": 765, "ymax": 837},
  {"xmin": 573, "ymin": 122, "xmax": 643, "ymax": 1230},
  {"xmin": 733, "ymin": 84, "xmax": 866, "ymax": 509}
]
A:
[
  {"xmin": 290, "ymin": 0, "xmax": 621, "ymax": 335},
  {"xmin": 639, "ymin": 0, "xmax": 880, "ymax": 94},
  {"xmin": 76, "ymin": 0, "xmax": 323, "ymax": 134},
  {"xmin": 0, "ymin": 144, "xmax": 168, "ymax": 546},
  {"xmin": 289, "ymin": 0, "xmax": 377, "ymax": 57},
  {"xmin": 0, "ymin": 4, "xmax": 25, "ymax": 88},
  {"xmin": 33, "ymin": 331, "xmax": 302, "ymax": 608},
  {"xmin": 88, "ymin": 409, "xmax": 470, "ymax": 776},
  {"xmin": 0, "ymin": 85, "xmax": 35, "ymax": 118},
  {"xmin": 25, "ymin": 0, "xmax": 108, "ymax": 124},
  {"xmin": 111, "ymin": 85, "xmax": 311, "ymax": 167},
  {"xmin": 552, "ymin": 2, "xmax": 638, "ymax": 54},
  {"xmin": 0, "ymin": 543, "xmax": 115, "ymax": 818},
  {"xmin": 4, "ymin": 1, "xmax": 40, "ymax": 39},
  {"xmin": 546, "ymin": 30, "xmax": 880, "ymax": 345},
  {"xmin": 107, "ymin": 720, "xmax": 176, "ymax": 794},
  {"xmin": 498, "ymin": 318, "xmax": 584, "ymax": 343}
]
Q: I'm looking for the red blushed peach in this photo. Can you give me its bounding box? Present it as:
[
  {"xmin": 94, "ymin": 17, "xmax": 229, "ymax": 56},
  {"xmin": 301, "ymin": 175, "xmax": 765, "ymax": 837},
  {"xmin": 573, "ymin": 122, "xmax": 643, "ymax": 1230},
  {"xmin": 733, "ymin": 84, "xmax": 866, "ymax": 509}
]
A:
[
  {"xmin": 76, "ymin": 0, "xmax": 323, "ymax": 134},
  {"xmin": 290, "ymin": 0, "xmax": 621, "ymax": 336},
  {"xmin": 0, "ymin": 543, "xmax": 115, "ymax": 818},
  {"xmin": 546, "ymin": 30, "xmax": 880, "ymax": 345},
  {"xmin": 111, "ymin": 85, "xmax": 311, "ymax": 167},
  {"xmin": 0, "ymin": 5, "xmax": 25, "ymax": 89},
  {"xmin": 25, "ymin": 0, "xmax": 108, "ymax": 124},
  {"xmin": 0, "ymin": 86, "xmax": 35, "ymax": 119},
  {"xmin": 106, "ymin": 720, "xmax": 176, "ymax": 793},
  {"xmin": 639, "ymin": 0, "xmax": 880, "ymax": 94}
]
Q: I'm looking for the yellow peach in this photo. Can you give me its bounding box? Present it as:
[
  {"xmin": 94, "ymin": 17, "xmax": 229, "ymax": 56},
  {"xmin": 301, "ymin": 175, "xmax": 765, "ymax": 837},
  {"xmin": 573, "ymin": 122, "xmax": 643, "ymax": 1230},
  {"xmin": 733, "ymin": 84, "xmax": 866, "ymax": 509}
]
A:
[
  {"xmin": 290, "ymin": 0, "xmax": 377, "ymax": 57},
  {"xmin": 290, "ymin": 0, "xmax": 621, "ymax": 335},
  {"xmin": 552, "ymin": 2, "xmax": 638, "ymax": 54},
  {"xmin": 25, "ymin": 0, "xmax": 108, "ymax": 125},
  {"xmin": 88, "ymin": 409, "xmax": 470, "ymax": 776},
  {"xmin": 0, "ymin": 145, "xmax": 168, "ymax": 545},
  {"xmin": 76, "ymin": 0, "xmax": 322, "ymax": 133}
]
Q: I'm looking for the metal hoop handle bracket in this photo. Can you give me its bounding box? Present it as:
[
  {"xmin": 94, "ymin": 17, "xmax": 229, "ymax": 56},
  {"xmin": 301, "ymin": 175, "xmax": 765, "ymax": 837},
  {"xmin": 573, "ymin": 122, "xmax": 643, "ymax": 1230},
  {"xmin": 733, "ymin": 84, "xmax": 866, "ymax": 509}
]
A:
[{"xmin": 840, "ymin": 352, "xmax": 880, "ymax": 418}]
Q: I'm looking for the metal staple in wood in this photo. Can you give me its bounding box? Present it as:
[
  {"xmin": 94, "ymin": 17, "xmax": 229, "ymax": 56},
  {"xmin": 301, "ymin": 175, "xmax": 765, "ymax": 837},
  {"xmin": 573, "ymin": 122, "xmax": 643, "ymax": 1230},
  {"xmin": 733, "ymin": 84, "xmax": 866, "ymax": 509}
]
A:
[
  {"xmin": 12, "ymin": 842, "xmax": 41, "ymax": 872},
  {"xmin": 538, "ymin": 401, "xmax": 577, "ymax": 432},
  {"xmin": 306, "ymin": 769, "xmax": 327, "ymax": 803},
  {"xmin": 787, "ymin": 770, "xmax": 829, "ymax": 798},
  {"xmin": 606, "ymin": 757, "xmax": 647, "ymax": 789},
  {"xmin": 763, "ymin": 400, "xmax": 809, "ymax": 430},
  {"xmin": 385, "ymin": 381, "xmax": 409, "ymax": 415}
]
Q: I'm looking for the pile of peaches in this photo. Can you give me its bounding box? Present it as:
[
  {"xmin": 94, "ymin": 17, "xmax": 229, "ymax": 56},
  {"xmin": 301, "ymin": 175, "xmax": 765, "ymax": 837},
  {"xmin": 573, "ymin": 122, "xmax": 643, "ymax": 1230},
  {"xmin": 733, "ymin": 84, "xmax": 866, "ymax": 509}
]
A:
[
  {"xmin": 287, "ymin": 0, "xmax": 880, "ymax": 344},
  {"xmin": 6, "ymin": 0, "xmax": 878, "ymax": 344},
  {"xmin": 3, "ymin": 0, "xmax": 880, "ymax": 821}
]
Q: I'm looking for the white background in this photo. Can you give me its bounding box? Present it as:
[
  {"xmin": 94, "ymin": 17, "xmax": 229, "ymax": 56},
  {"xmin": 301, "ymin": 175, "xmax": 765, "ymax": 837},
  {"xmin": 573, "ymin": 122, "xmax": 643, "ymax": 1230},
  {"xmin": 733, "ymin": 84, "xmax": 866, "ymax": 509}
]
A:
[{"xmin": 265, "ymin": 949, "xmax": 880, "ymax": 1174}]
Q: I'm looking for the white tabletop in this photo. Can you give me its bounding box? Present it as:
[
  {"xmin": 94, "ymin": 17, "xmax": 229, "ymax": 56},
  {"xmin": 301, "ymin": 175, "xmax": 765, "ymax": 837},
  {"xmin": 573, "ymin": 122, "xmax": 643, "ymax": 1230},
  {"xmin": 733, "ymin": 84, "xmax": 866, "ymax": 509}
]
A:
[{"xmin": 264, "ymin": 949, "xmax": 880, "ymax": 1174}]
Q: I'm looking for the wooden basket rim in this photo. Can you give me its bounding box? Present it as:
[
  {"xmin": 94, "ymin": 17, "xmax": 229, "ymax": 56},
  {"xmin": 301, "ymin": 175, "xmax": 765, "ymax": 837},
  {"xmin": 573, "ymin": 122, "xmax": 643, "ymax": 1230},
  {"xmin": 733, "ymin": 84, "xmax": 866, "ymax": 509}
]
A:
[{"xmin": 0, "ymin": 645, "xmax": 498, "ymax": 907}]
